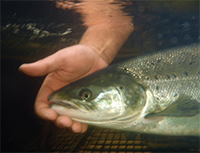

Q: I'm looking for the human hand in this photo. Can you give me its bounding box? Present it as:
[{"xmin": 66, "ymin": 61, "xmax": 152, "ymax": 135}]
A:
[{"xmin": 19, "ymin": 44, "xmax": 108, "ymax": 133}]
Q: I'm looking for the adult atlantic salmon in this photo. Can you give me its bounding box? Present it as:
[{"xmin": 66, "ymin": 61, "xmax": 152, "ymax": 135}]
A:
[{"xmin": 49, "ymin": 43, "xmax": 200, "ymax": 136}]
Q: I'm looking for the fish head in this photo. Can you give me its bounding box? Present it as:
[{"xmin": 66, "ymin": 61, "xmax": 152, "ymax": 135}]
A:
[{"xmin": 49, "ymin": 67, "xmax": 146, "ymax": 127}]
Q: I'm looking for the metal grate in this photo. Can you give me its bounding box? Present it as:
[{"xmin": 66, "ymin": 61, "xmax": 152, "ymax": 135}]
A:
[
  {"xmin": 48, "ymin": 128, "xmax": 85, "ymax": 152},
  {"xmin": 76, "ymin": 127, "xmax": 150, "ymax": 153},
  {"xmin": 30, "ymin": 125, "xmax": 200, "ymax": 152}
]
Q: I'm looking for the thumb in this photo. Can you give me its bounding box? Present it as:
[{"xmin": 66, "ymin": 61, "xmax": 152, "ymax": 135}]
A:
[{"xmin": 19, "ymin": 52, "xmax": 63, "ymax": 76}]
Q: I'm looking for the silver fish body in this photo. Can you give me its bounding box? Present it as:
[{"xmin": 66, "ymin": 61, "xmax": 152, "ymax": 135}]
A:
[{"xmin": 49, "ymin": 43, "xmax": 200, "ymax": 136}]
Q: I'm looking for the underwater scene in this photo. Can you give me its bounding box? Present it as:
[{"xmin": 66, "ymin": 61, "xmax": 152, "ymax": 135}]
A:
[{"xmin": 1, "ymin": 0, "xmax": 199, "ymax": 152}]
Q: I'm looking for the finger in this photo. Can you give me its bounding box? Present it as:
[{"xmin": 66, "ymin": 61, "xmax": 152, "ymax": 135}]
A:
[
  {"xmin": 81, "ymin": 124, "xmax": 88, "ymax": 133},
  {"xmin": 71, "ymin": 121, "xmax": 82, "ymax": 133},
  {"xmin": 34, "ymin": 76, "xmax": 68, "ymax": 119},
  {"xmin": 54, "ymin": 115, "xmax": 73, "ymax": 128},
  {"xmin": 34, "ymin": 85, "xmax": 58, "ymax": 121},
  {"xmin": 36, "ymin": 106, "xmax": 58, "ymax": 121},
  {"xmin": 19, "ymin": 52, "xmax": 64, "ymax": 76}
]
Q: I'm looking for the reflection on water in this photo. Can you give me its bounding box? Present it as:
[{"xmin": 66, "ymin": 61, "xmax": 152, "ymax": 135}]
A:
[
  {"xmin": 1, "ymin": 1, "xmax": 199, "ymax": 61},
  {"xmin": 1, "ymin": 0, "xmax": 199, "ymax": 152}
]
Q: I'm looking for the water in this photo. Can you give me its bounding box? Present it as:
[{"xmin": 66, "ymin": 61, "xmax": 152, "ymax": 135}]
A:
[{"xmin": 1, "ymin": 1, "xmax": 199, "ymax": 152}]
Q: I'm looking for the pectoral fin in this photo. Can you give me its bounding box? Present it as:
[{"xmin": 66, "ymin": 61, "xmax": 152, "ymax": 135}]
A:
[{"xmin": 145, "ymin": 95, "xmax": 200, "ymax": 119}]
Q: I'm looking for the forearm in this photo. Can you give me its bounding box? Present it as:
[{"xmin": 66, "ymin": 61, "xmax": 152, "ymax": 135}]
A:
[
  {"xmin": 80, "ymin": 22, "xmax": 133, "ymax": 64},
  {"xmin": 79, "ymin": 1, "xmax": 134, "ymax": 64}
]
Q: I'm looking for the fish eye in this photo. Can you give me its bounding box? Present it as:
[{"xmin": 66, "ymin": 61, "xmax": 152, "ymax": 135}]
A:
[{"xmin": 79, "ymin": 89, "xmax": 92, "ymax": 100}]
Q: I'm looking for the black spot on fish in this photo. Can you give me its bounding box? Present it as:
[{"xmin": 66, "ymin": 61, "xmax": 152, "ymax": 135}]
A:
[
  {"xmin": 184, "ymin": 72, "xmax": 188, "ymax": 76},
  {"xmin": 166, "ymin": 75, "xmax": 170, "ymax": 79},
  {"xmin": 155, "ymin": 76, "xmax": 158, "ymax": 80},
  {"xmin": 174, "ymin": 93, "xmax": 177, "ymax": 97},
  {"xmin": 156, "ymin": 97, "xmax": 160, "ymax": 100},
  {"xmin": 172, "ymin": 74, "xmax": 176, "ymax": 78},
  {"xmin": 189, "ymin": 62, "xmax": 193, "ymax": 65},
  {"xmin": 146, "ymin": 77, "xmax": 149, "ymax": 80},
  {"xmin": 120, "ymin": 86, "xmax": 123, "ymax": 90},
  {"xmin": 156, "ymin": 86, "xmax": 159, "ymax": 90},
  {"xmin": 157, "ymin": 59, "xmax": 161, "ymax": 63}
]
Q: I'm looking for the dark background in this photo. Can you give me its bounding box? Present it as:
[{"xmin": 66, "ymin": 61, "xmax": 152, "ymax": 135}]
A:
[{"xmin": 1, "ymin": 1, "xmax": 199, "ymax": 152}]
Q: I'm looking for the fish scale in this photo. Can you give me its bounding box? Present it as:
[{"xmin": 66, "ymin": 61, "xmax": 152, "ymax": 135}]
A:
[{"xmin": 118, "ymin": 43, "xmax": 199, "ymax": 104}]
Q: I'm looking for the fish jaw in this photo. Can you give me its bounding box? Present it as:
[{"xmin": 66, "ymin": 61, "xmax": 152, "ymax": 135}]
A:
[
  {"xmin": 49, "ymin": 100, "xmax": 105, "ymax": 122},
  {"xmin": 49, "ymin": 91, "xmax": 92, "ymax": 119},
  {"xmin": 50, "ymin": 99, "xmax": 90, "ymax": 113}
]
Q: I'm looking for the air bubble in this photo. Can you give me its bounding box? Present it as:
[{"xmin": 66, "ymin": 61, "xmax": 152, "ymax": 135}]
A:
[
  {"xmin": 157, "ymin": 33, "xmax": 163, "ymax": 39},
  {"xmin": 183, "ymin": 21, "xmax": 190, "ymax": 28},
  {"xmin": 170, "ymin": 37, "xmax": 178, "ymax": 44}
]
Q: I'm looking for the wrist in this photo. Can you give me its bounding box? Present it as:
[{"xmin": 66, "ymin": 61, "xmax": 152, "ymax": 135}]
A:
[{"xmin": 79, "ymin": 22, "xmax": 133, "ymax": 64}]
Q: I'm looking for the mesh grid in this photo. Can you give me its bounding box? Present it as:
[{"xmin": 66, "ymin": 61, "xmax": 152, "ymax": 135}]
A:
[
  {"xmin": 76, "ymin": 128, "xmax": 150, "ymax": 153},
  {"xmin": 48, "ymin": 128, "xmax": 84, "ymax": 152},
  {"xmin": 30, "ymin": 125, "xmax": 199, "ymax": 152}
]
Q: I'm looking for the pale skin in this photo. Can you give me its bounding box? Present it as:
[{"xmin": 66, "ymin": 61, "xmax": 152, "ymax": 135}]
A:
[{"xmin": 19, "ymin": 0, "xmax": 133, "ymax": 133}]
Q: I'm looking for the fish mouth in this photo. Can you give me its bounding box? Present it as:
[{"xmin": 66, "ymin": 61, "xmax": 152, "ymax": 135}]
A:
[{"xmin": 50, "ymin": 100, "xmax": 89, "ymax": 113}]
